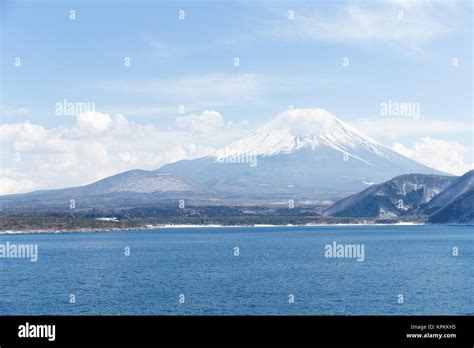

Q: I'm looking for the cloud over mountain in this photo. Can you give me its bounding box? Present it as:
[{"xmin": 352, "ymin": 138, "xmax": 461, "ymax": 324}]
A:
[
  {"xmin": 391, "ymin": 137, "xmax": 472, "ymax": 175},
  {"xmin": 0, "ymin": 111, "xmax": 226, "ymax": 194}
]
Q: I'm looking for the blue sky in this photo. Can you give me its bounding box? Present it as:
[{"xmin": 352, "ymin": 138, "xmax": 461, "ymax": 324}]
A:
[{"xmin": 0, "ymin": 0, "xmax": 473, "ymax": 193}]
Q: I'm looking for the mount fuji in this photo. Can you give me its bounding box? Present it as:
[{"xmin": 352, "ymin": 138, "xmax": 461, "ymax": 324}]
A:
[
  {"xmin": 158, "ymin": 108, "xmax": 445, "ymax": 200},
  {"xmin": 0, "ymin": 108, "xmax": 447, "ymax": 210}
]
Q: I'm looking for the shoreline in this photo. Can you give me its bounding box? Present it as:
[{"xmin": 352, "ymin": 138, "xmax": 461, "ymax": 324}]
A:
[{"xmin": 0, "ymin": 221, "xmax": 446, "ymax": 235}]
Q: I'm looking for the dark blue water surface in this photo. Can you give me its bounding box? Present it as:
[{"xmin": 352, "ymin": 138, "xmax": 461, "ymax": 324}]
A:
[{"xmin": 0, "ymin": 225, "xmax": 472, "ymax": 315}]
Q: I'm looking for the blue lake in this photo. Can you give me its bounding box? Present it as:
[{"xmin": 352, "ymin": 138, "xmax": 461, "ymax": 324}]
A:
[{"xmin": 0, "ymin": 225, "xmax": 472, "ymax": 315}]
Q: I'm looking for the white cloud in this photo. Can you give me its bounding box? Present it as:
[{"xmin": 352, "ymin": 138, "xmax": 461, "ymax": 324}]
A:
[
  {"xmin": 172, "ymin": 110, "xmax": 225, "ymax": 134},
  {"xmin": 106, "ymin": 105, "xmax": 201, "ymax": 117},
  {"xmin": 74, "ymin": 111, "xmax": 113, "ymax": 132},
  {"xmin": 391, "ymin": 137, "xmax": 473, "ymax": 175},
  {"xmin": 350, "ymin": 117, "xmax": 471, "ymax": 141},
  {"xmin": 102, "ymin": 73, "xmax": 268, "ymax": 104},
  {"xmin": 0, "ymin": 106, "xmax": 29, "ymax": 117},
  {"xmin": 0, "ymin": 110, "xmax": 249, "ymax": 194},
  {"xmin": 0, "ymin": 122, "xmax": 47, "ymax": 142},
  {"xmin": 170, "ymin": 110, "xmax": 252, "ymax": 147},
  {"xmin": 0, "ymin": 177, "xmax": 37, "ymax": 195},
  {"xmin": 268, "ymin": 1, "xmax": 467, "ymax": 53}
]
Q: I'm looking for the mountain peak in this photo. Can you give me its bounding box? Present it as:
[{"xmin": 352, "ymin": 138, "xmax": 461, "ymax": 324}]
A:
[
  {"xmin": 215, "ymin": 108, "xmax": 385, "ymax": 160},
  {"xmin": 263, "ymin": 108, "xmax": 343, "ymax": 136}
]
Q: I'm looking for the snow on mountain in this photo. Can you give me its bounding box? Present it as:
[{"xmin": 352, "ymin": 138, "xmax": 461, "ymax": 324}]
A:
[
  {"xmin": 0, "ymin": 170, "xmax": 215, "ymax": 204},
  {"xmin": 76, "ymin": 170, "xmax": 214, "ymax": 195},
  {"xmin": 325, "ymin": 170, "xmax": 474, "ymax": 223},
  {"xmin": 214, "ymin": 108, "xmax": 386, "ymax": 165},
  {"xmin": 424, "ymin": 170, "xmax": 474, "ymax": 214},
  {"xmin": 325, "ymin": 173, "xmax": 457, "ymax": 218},
  {"xmin": 158, "ymin": 108, "xmax": 446, "ymax": 200},
  {"xmin": 2, "ymin": 108, "xmax": 449, "ymax": 204}
]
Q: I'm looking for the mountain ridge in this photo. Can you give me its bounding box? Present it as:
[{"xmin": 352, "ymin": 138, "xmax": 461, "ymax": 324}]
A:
[
  {"xmin": 326, "ymin": 170, "xmax": 473, "ymax": 222},
  {"xmin": 158, "ymin": 108, "xmax": 445, "ymax": 199},
  {"xmin": 1, "ymin": 108, "xmax": 448, "ymax": 204}
]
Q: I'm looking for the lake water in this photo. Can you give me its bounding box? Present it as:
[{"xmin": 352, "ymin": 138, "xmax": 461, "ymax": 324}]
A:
[{"xmin": 0, "ymin": 225, "xmax": 472, "ymax": 315}]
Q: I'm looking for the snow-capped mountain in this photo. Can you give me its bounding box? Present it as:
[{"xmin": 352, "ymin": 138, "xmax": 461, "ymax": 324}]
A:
[
  {"xmin": 1, "ymin": 108, "xmax": 448, "ymax": 208},
  {"xmin": 158, "ymin": 108, "xmax": 445, "ymax": 200},
  {"xmin": 215, "ymin": 108, "xmax": 386, "ymax": 163}
]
